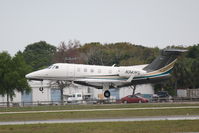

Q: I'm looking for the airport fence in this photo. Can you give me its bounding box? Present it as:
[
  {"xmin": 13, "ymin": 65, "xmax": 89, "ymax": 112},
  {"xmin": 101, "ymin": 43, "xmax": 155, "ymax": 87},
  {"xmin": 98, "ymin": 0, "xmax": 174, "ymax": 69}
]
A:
[
  {"xmin": 0, "ymin": 97, "xmax": 199, "ymax": 107},
  {"xmin": 0, "ymin": 99, "xmax": 120, "ymax": 107}
]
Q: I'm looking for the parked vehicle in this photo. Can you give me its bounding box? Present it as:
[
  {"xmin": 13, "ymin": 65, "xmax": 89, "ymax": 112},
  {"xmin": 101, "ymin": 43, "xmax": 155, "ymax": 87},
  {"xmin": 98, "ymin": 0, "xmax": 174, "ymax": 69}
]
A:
[
  {"xmin": 67, "ymin": 93, "xmax": 83, "ymax": 103},
  {"xmin": 121, "ymin": 95, "xmax": 149, "ymax": 103},
  {"xmin": 153, "ymin": 91, "xmax": 172, "ymax": 102},
  {"xmin": 157, "ymin": 91, "xmax": 170, "ymax": 98}
]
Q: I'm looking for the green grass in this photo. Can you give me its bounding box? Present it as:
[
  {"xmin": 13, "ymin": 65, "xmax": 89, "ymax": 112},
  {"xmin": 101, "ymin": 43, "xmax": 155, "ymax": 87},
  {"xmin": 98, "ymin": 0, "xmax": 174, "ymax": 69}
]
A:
[
  {"xmin": 0, "ymin": 103, "xmax": 199, "ymax": 133},
  {"xmin": 1, "ymin": 103, "xmax": 199, "ymax": 112},
  {"xmin": 0, "ymin": 120, "xmax": 199, "ymax": 133},
  {"xmin": 0, "ymin": 108, "xmax": 198, "ymax": 122}
]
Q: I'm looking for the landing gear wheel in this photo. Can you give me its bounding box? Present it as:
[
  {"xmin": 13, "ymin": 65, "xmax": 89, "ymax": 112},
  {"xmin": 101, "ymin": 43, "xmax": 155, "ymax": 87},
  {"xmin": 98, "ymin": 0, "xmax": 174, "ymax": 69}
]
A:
[
  {"xmin": 39, "ymin": 87, "xmax": 44, "ymax": 91},
  {"xmin": 39, "ymin": 87, "xmax": 44, "ymax": 93},
  {"xmin": 104, "ymin": 90, "xmax": 110, "ymax": 98}
]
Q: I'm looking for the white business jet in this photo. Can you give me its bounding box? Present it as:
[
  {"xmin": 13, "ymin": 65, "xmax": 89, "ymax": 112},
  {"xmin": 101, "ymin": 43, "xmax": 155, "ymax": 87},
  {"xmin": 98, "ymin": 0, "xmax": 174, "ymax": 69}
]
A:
[{"xmin": 26, "ymin": 49, "xmax": 186, "ymax": 98}]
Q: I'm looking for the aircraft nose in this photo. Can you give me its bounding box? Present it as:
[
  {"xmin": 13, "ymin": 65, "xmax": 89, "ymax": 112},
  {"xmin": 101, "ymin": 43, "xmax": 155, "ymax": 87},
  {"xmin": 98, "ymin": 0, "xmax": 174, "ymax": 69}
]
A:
[
  {"xmin": 25, "ymin": 73, "xmax": 32, "ymax": 79},
  {"xmin": 25, "ymin": 69, "xmax": 47, "ymax": 81},
  {"xmin": 25, "ymin": 70, "xmax": 42, "ymax": 79},
  {"xmin": 25, "ymin": 72, "xmax": 35, "ymax": 79}
]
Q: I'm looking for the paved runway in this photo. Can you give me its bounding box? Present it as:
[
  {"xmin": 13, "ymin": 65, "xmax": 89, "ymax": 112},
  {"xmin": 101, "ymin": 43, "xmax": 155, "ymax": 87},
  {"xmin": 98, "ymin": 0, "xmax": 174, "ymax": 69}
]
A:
[
  {"xmin": 0, "ymin": 115, "xmax": 199, "ymax": 125},
  {"xmin": 0, "ymin": 106, "xmax": 199, "ymax": 114}
]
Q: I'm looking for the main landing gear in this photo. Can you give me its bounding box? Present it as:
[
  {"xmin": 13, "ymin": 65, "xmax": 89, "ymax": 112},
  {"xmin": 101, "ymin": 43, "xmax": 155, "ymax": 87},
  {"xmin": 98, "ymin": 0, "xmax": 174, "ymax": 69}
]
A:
[
  {"xmin": 104, "ymin": 90, "xmax": 111, "ymax": 98},
  {"xmin": 103, "ymin": 84, "xmax": 111, "ymax": 98},
  {"xmin": 130, "ymin": 85, "xmax": 137, "ymax": 95}
]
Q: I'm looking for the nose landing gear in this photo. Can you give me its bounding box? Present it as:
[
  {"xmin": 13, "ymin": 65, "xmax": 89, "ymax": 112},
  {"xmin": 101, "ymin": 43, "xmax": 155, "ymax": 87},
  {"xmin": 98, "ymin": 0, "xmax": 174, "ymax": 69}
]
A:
[
  {"xmin": 39, "ymin": 81, "xmax": 44, "ymax": 93},
  {"xmin": 39, "ymin": 87, "xmax": 44, "ymax": 92}
]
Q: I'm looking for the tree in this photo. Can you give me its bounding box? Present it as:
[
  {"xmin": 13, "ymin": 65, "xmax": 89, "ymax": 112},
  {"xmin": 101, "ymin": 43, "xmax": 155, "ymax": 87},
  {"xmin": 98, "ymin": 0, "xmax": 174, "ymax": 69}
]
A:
[
  {"xmin": 53, "ymin": 40, "xmax": 82, "ymax": 63},
  {"xmin": 187, "ymin": 44, "xmax": 199, "ymax": 59},
  {"xmin": 12, "ymin": 51, "xmax": 32, "ymax": 93},
  {"xmin": 191, "ymin": 58, "xmax": 199, "ymax": 88},
  {"xmin": 78, "ymin": 42, "xmax": 159, "ymax": 66},
  {"xmin": 186, "ymin": 44, "xmax": 199, "ymax": 88},
  {"xmin": 80, "ymin": 42, "xmax": 106, "ymax": 65},
  {"xmin": 0, "ymin": 51, "xmax": 31, "ymax": 106},
  {"xmin": 0, "ymin": 52, "xmax": 12, "ymax": 103},
  {"xmin": 23, "ymin": 41, "xmax": 56, "ymax": 70}
]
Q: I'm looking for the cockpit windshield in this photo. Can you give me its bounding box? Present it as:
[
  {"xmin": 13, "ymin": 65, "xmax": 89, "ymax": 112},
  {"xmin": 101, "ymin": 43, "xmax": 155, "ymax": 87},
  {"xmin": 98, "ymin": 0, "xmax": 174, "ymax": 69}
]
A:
[
  {"xmin": 48, "ymin": 65, "xmax": 59, "ymax": 69},
  {"xmin": 48, "ymin": 65, "xmax": 53, "ymax": 69}
]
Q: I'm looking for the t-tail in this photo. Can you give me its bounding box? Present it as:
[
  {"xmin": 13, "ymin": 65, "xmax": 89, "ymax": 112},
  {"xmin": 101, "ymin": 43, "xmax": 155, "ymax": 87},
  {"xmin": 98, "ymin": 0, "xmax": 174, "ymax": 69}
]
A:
[
  {"xmin": 143, "ymin": 49, "xmax": 187, "ymax": 72},
  {"xmin": 133, "ymin": 48, "xmax": 187, "ymax": 84}
]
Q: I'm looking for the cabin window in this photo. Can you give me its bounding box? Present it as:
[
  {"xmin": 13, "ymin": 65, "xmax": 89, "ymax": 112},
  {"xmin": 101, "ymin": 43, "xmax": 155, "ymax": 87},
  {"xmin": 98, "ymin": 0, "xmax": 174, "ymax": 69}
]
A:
[
  {"xmin": 84, "ymin": 68, "xmax": 87, "ymax": 72},
  {"xmin": 98, "ymin": 69, "xmax": 101, "ymax": 73},
  {"xmin": 55, "ymin": 66, "xmax": 59, "ymax": 69},
  {"xmin": 90, "ymin": 69, "xmax": 94, "ymax": 73}
]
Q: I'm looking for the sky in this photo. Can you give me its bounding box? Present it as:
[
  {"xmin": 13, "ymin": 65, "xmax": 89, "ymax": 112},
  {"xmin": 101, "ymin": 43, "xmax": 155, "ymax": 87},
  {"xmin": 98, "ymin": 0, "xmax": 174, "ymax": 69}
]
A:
[{"xmin": 0, "ymin": 0, "xmax": 199, "ymax": 55}]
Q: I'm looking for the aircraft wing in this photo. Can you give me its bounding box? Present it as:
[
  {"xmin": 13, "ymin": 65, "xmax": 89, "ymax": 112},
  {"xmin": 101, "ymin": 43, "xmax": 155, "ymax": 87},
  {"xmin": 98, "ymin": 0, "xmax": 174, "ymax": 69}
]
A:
[
  {"xmin": 73, "ymin": 75, "xmax": 135, "ymax": 89},
  {"xmin": 74, "ymin": 75, "xmax": 134, "ymax": 83}
]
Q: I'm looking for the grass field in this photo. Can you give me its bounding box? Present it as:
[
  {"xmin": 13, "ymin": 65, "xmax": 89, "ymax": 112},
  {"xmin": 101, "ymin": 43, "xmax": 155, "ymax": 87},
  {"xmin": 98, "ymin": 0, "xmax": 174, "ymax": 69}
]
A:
[
  {"xmin": 0, "ymin": 103, "xmax": 199, "ymax": 133},
  {"xmin": 0, "ymin": 104, "xmax": 199, "ymax": 122},
  {"xmin": 0, "ymin": 120, "xmax": 199, "ymax": 133}
]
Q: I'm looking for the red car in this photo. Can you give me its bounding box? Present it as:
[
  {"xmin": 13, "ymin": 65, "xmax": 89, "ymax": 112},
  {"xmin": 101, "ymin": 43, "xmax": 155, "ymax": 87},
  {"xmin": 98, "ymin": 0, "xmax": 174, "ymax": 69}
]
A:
[{"xmin": 121, "ymin": 95, "xmax": 149, "ymax": 103}]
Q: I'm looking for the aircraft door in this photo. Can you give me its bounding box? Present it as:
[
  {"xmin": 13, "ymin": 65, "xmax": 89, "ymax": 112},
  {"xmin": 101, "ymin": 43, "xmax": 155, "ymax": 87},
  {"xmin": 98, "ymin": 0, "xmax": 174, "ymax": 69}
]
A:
[{"xmin": 67, "ymin": 65, "xmax": 75, "ymax": 80}]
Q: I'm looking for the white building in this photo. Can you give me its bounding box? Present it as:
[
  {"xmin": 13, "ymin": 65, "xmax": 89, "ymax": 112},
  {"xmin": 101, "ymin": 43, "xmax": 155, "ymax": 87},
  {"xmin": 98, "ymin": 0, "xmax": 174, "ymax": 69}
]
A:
[{"xmin": 0, "ymin": 81, "xmax": 154, "ymax": 105}]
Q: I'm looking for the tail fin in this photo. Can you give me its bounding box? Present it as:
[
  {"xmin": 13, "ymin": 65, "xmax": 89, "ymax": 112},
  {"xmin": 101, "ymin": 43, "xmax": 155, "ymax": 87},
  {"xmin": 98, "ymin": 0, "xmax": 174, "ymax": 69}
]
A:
[{"xmin": 143, "ymin": 49, "xmax": 187, "ymax": 72}]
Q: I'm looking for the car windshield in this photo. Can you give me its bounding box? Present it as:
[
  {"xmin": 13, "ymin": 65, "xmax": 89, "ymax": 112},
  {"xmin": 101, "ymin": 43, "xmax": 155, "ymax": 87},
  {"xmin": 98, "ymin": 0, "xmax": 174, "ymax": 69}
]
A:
[{"xmin": 136, "ymin": 95, "xmax": 143, "ymax": 98}]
